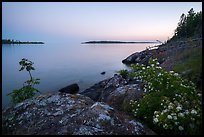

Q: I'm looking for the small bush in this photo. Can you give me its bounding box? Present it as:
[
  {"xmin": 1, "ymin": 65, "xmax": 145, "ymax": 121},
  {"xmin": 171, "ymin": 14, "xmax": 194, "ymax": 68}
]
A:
[
  {"xmin": 128, "ymin": 58, "xmax": 202, "ymax": 135},
  {"xmin": 118, "ymin": 69, "xmax": 129, "ymax": 79},
  {"xmin": 8, "ymin": 58, "xmax": 41, "ymax": 104}
]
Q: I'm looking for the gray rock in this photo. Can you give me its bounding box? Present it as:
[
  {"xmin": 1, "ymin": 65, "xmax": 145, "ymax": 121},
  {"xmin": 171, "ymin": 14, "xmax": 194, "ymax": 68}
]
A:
[
  {"xmin": 2, "ymin": 93, "xmax": 155, "ymax": 135},
  {"xmin": 106, "ymin": 84, "xmax": 144, "ymax": 111},
  {"xmin": 80, "ymin": 74, "xmax": 144, "ymax": 105},
  {"xmin": 101, "ymin": 71, "xmax": 106, "ymax": 75},
  {"xmin": 80, "ymin": 74, "xmax": 129, "ymax": 101},
  {"xmin": 122, "ymin": 50, "xmax": 152, "ymax": 66},
  {"xmin": 80, "ymin": 80, "xmax": 108, "ymax": 101},
  {"xmin": 59, "ymin": 83, "xmax": 79, "ymax": 94}
]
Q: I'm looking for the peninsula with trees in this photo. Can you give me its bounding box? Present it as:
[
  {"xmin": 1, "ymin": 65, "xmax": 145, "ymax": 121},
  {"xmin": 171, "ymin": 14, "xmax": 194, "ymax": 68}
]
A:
[{"xmin": 2, "ymin": 39, "xmax": 44, "ymax": 44}]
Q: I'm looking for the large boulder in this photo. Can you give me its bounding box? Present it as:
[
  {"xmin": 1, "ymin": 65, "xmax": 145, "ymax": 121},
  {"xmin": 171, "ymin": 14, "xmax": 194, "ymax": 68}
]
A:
[
  {"xmin": 122, "ymin": 50, "xmax": 153, "ymax": 66},
  {"xmin": 59, "ymin": 83, "xmax": 79, "ymax": 94},
  {"xmin": 80, "ymin": 74, "xmax": 128, "ymax": 101},
  {"xmin": 106, "ymin": 84, "xmax": 144, "ymax": 111},
  {"xmin": 2, "ymin": 93, "xmax": 155, "ymax": 135},
  {"xmin": 79, "ymin": 80, "xmax": 108, "ymax": 101},
  {"xmin": 79, "ymin": 74, "xmax": 145, "ymax": 112}
]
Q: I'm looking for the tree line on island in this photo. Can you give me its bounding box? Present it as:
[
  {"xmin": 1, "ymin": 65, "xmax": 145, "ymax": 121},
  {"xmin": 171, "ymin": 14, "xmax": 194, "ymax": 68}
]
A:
[
  {"xmin": 82, "ymin": 40, "xmax": 159, "ymax": 44},
  {"xmin": 2, "ymin": 39, "xmax": 44, "ymax": 44}
]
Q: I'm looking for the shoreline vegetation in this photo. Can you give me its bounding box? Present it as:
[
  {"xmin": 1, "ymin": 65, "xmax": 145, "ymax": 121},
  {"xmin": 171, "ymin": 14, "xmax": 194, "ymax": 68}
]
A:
[
  {"xmin": 2, "ymin": 39, "xmax": 44, "ymax": 44},
  {"xmin": 81, "ymin": 40, "xmax": 159, "ymax": 44}
]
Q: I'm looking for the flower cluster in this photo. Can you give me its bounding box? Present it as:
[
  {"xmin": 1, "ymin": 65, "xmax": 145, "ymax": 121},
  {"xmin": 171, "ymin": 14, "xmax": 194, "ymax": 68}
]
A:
[
  {"xmin": 128, "ymin": 58, "xmax": 202, "ymax": 135},
  {"xmin": 152, "ymin": 96, "xmax": 201, "ymax": 133}
]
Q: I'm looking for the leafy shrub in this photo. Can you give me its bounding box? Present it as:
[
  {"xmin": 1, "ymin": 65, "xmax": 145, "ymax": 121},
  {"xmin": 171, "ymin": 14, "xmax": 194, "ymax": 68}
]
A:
[
  {"xmin": 128, "ymin": 58, "xmax": 202, "ymax": 135},
  {"xmin": 8, "ymin": 58, "xmax": 41, "ymax": 104},
  {"xmin": 118, "ymin": 69, "xmax": 129, "ymax": 79}
]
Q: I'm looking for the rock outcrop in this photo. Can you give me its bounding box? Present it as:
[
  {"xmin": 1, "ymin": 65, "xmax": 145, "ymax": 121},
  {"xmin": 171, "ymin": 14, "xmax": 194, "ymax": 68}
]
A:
[
  {"xmin": 2, "ymin": 93, "xmax": 155, "ymax": 135},
  {"xmin": 80, "ymin": 74, "xmax": 144, "ymax": 111},
  {"xmin": 122, "ymin": 50, "xmax": 154, "ymax": 65}
]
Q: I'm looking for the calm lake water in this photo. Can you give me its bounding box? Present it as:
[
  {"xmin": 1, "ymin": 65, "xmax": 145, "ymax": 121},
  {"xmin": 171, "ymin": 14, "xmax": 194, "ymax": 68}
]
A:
[{"xmin": 2, "ymin": 41, "xmax": 159, "ymax": 108}]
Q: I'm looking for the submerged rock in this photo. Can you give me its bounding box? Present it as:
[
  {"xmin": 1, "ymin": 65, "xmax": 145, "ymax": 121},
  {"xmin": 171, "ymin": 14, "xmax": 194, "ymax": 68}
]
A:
[
  {"xmin": 101, "ymin": 71, "xmax": 106, "ymax": 75},
  {"xmin": 59, "ymin": 83, "xmax": 79, "ymax": 94},
  {"xmin": 2, "ymin": 93, "xmax": 155, "ymax": 135}
]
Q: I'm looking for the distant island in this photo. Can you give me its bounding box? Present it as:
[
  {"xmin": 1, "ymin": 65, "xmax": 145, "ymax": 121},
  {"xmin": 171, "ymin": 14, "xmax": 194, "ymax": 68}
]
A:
[
  {"xmin": 81, "ymin": 40, "xmax": 159, "ymax": 44},
  {"xmin": 2, "ymin": 39, "xmax": 44, "ymax": 44}
]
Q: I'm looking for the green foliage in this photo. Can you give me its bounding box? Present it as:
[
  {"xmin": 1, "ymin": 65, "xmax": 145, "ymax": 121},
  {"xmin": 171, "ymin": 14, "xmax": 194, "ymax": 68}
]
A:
[
  {"xmin": 173, "ymin": 8, "xmax": 202, "ymax": 39},
  {"xmin": 128, "ymin": 58, "xmax": 202, "ymax": 135},
  {"xmin": 118, "ymin": 69, "xmax": 129, "ymax": 79},
  {"xmin": 8, "ymin": 58, "xmax": 41, "ymax": 104},
  {"xmin": 173, "ymin": 46, "xmax": 202, "ymax": 90}
]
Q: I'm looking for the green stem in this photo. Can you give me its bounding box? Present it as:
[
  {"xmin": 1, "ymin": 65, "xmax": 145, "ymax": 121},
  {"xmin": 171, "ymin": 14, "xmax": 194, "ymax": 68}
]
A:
[{"xmin": 28, "ymin": 71, "xmax": 33, "ymax": 84}]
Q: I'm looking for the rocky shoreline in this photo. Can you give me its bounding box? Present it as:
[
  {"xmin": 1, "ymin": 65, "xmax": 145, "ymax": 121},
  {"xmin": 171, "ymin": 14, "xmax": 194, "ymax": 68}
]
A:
[{"xmin": 2, "ymin": 38, "xmax": 201, "ymax": 135}]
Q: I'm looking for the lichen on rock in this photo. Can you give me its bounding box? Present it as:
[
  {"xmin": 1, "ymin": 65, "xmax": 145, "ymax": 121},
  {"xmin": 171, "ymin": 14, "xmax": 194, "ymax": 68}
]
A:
[{"xmin": 2, "ymin": 92, "xmax": 155, "ymax": 135}]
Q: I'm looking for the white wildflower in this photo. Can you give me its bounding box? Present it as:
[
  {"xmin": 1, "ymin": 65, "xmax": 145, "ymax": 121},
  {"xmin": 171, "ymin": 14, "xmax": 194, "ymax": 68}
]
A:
[
  {"xmin": 151, "ymin": 64, "xmax": 155, "ymax": 67},
  {"xmin": 153, "ymin": 118, "xmax": 159, "ymax": 123},
  {"xmin": 197, "ymin": 93, "xmax": 201, "ymax": 97},
  {"xmin": 163, "ymin": 109, "xmax": 168, "ymax": 113},
  {"xmin": 154, "ymin": 111, "xmax": 158, "ymax": 115},
  {"xmin": 178, "ymin": 126, "xmax": 184, "ymax": 131},
  {"xmin": 144, "ymin": 88, "xmax": 147, "ymax": 92},
  {"xmin": 170, "ymin": 71, "xmax": 174, "ymax": 73},
  {"xmin": 161, "ymin": 103, "xmax": 163, "ymax": 106},
  {"xmin": 174, "ymin": 73, "xmax": 179, "ymax": 76},
  {"xmin": 147, "ymin": 66, "xmax": 150, "ymax": 69},
  {"xmin": 191, "ymin": 117, "xmax": 195, "ymax": 121},
  {"xmin": 156, "ymin": 62, "xmax": 160, "ymax": 65},
  {"xmin": 167, "ymin": 115, "xmax": 172, "ymax": 119},
  {"xmin": 171, "ymin": 113, "xmax": 176, "ymax": 116},
  {"xmin": 156, "ymin": 114, "xmax": 159, "ymax": 118},
  {"xmin": 168, "ymin": 105, "xmax": 173, "ymax": 110},
  {"xmin": 191, "ymin": 109, "xmax": 197, "ymax": 115},
  {"xmin": 142, "ymin": 67, "xmax": 145, "ymax": 70},
  {"xmin": 178, "ymin": 113, "xmax": 184, "ymax": 117},
  {"xmin": 173, "ymin": 116, "xmax": 177, "ymax": 120},
  {"xmin": 176, "ymin": 106, "xmax": 182, "ymax": 111},
  {"xmin": 158, "ymin": 73, "xmax": 161, "ymax": 76},
  {"xmin": 163, "ymin": 124, "xmax": 168, "ymax": 129},
  {"xmin": 185, "ymin": 110, "xmax": 189, "ymax": 115}
]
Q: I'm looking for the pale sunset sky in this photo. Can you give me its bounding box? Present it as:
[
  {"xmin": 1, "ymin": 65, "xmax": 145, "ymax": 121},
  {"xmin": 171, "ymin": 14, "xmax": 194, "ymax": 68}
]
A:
[{"xmin": 2, "ymin": 2, "xmax": 202, "ymax": 43}]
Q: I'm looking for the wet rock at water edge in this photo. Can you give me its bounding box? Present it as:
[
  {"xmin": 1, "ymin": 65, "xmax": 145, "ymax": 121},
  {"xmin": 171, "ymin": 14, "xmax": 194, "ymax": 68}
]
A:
[{"xmin": 59, "ymin": 83, "xmax": 79, "ymax": 94}]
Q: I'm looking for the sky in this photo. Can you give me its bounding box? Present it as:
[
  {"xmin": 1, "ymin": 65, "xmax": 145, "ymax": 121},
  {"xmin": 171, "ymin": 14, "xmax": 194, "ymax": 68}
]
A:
[{"xmin": 2, "ymin": 2, "xmax": 202, "ymax": 43}]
